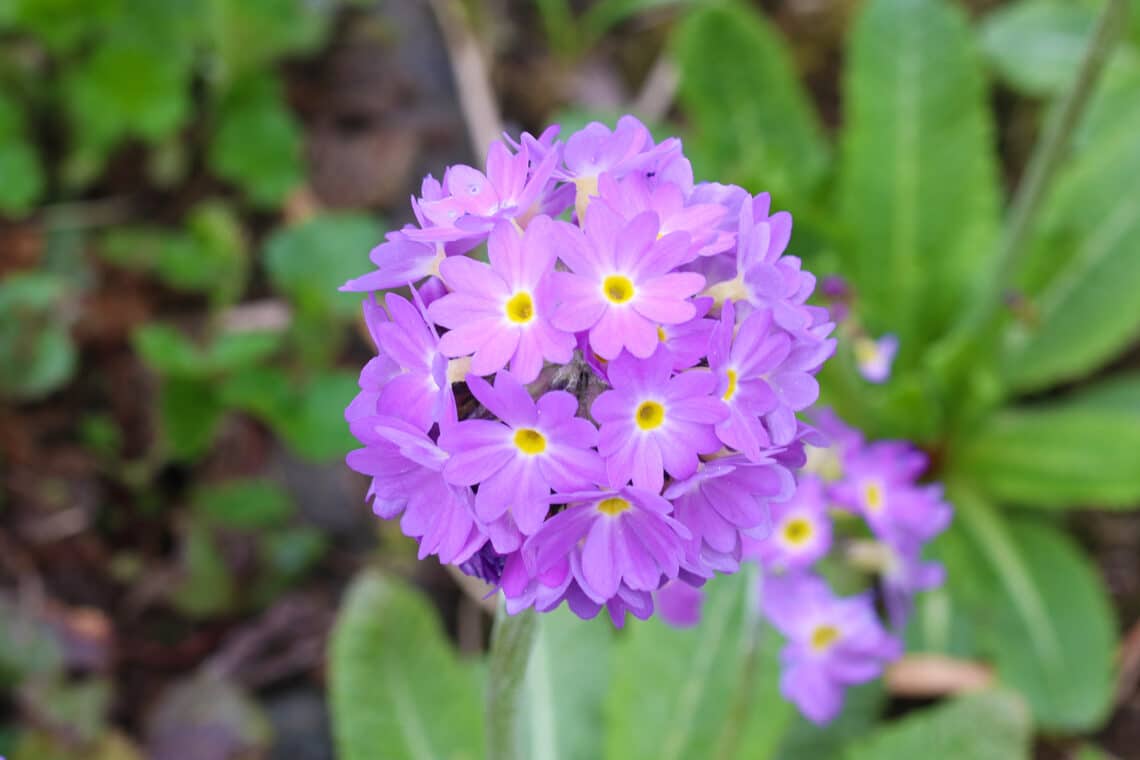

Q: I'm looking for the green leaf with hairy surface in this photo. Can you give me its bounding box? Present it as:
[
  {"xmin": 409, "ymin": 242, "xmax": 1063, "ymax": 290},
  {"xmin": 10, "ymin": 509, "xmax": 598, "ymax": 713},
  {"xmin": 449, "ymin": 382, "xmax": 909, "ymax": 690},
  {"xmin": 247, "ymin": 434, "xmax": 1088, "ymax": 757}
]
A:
[
  {"xmin": 330, "ymin": 571, "xmax": 483, "ymax": 760},
  {"xmin": 838, "ymin": 0, "xmax": 1000, "ymax": 351},
  {"xmin": 208, "ymin": 75, "xmax": 304, "ymax": 206},
  {"xmin": 518, "ymin": 610, "xmax": 611, "ymax": 760},
  {"xmin": 953, "ymin": 390, "xmax": 1140, "ymax": 509},
  {"xmin": 673, "ymin": 2, "xmax": 828, "ymax": 202},
  {"xmin": 605, "ymin": 572, "xmax": 791, "ymax": 760},
  {"xmin": 264, "ymin": 213, "xmax": 384, "ymax": 321},
  {"xmin": 843, "ymin": 691, "xmax": 1031, "ymax": 760},
  {"xmin": 1004, "ymin": 69, "xmax": 1140, "ymax": 392},
  {"xmin": 948, "ymin": 487, "xmax": 1116, "ymax": 730},
  {"xmin": 192, "ymin": 480, "xmax": 293, "ymax": 529}
]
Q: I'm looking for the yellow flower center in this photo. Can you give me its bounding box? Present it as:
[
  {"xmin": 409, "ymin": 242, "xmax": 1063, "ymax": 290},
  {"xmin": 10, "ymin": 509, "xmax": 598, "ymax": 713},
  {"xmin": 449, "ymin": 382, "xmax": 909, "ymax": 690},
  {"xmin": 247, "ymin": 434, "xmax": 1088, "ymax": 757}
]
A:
[
  {"xmin": 656, "ymin": 326, "xmax": 667, "ymax": 342},
  {"xmin": 864, "ymin": 481, "xmax": 884, "ymax": 513},
  {"xmin": 810, "ymin": 624, "xmax": 840, "ymax": 652},
  {"xmin": 782, "ymin": 517, "xmax": 813, "ymax": 546},
  {"xmin": 602, "ymin": 274, "xmax": 635, "ymax": 304},
  {"xmin": 723, "ymin": 369, "xmax": 739, "ymax": 401},
  {"xmin": 513, "ymin": 428, "xmax": 546, "ymax": 455},
  {"xmin": 597, "ymin": 497, "xmax": 631, "ymax": 516},
  {"xmin": 635, "ymin": 400, "xmax": 665, "ymax": 430},
  {"xmin": 505, "ymin": 291, "xmax": 535, "ymax": 324}
]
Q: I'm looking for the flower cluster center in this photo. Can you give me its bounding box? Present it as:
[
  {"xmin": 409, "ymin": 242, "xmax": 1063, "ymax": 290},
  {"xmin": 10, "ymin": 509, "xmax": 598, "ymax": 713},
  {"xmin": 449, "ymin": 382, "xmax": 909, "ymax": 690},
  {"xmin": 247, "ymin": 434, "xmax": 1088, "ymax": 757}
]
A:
[
  {"xmin": 723, "ymin": 368, "xmax": 739, "ymax": 401},
  {"xmin": 505, "ymin": 291, "xmax": 535, "ymax": 324},
  {"xmin": 602, "ymin": 274, "xmax": 635, "ymax": 304},
  {"xmin": 597, "ymin": 497, "xmax": 631, "ymax": 516},
  {"xmin": 782, "ymin": 517, "xmax": 813, "ymax": 546},
  {"xmin": 635, "ymin": 400, "xmax": 665, "ymax": 430},
  {"xmin": 513, "ymin": 427, "xmax": 547, "ymax": 455},
  {"xmin": 810, "ymin": 624, "xmax": 840, "ymax": 652}
]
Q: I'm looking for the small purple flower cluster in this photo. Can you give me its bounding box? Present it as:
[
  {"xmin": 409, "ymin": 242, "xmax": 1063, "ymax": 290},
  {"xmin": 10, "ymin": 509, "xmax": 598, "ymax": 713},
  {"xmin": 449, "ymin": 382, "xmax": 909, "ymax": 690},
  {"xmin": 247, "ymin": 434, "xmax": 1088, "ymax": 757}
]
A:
[
  {"xmin": 343, "ymin": 116, "xmax": 835, "ymax": 626},
  {"xmin": 661, "ymin": 410, "xmax": 952, "ymax": 724}
]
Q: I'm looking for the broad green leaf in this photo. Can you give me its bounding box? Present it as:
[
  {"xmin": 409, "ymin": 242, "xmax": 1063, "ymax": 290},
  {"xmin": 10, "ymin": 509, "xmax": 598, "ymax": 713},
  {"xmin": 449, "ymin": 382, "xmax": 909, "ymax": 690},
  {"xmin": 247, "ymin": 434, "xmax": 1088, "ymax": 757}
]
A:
[
  {"xmin": 0, "ymin": 273, "xmax": 76, "ymax": 399},
  {"xmin": 263, "ymin": 213, "xmax": 384, "ymax": 320},
  {"xmin": 169, "ymin": 520, "xmax": 236, "ymax": 618},
  {"xmin": 0, "ymin": 93, "xmax": 44, "ymax": 215},
  {"xmin": 980, "ymin": 1, "xmax": 1097, "ymax": 96},
  {"xmin": 518, "ymin": 610, "xmax": 611, "ymax": 760},
  {"xmin": 948, "ymin": 487, "xmax": 1116, "ymax": 730},
  {"xmin": 270, "ymin": 369, "xmax": 359, "ymax": 461},
  {"xmin": 191, "ymin": 479, "xmax": 293, "ymax": 529},
  {"xmin": 6, "ymin": 0, "xmax": 121, "ymax": 51},
  {"xmin": 132, "ymin": 325, "xmax": 205, "ymax": 376},
  {"xmin": 843, "ymin": 691, "xmax": 1031, "ymax": 760},
  {"xmin": 1073, "ymin": 371, "xmax": 1140, "ymax": 411},
  {"xmin": 954, "ymin": 393, "xmax": 1140, "ymax": 509},
  {"xmin": 674, "ymin": 3, "xmax": 828, "ymax": 202},
  {"xmin": 775, "ymin": 682, "xmax": 884, "ymax": 760},
  {"xmin": 329, "ymin": 570, "xmax": 483, "ymax": 760},
  {"xmin": 158, "ymin": 377, "xmax": 223, "ymax": 460},
  {"xmin": 1004, "ymin": 67, "xmax": 1140, "ymax": 391},
  {"xmin": 605, "ymin": 571, "xmax": 792, "ymax": 760},
  {"xmin": 207, "ymin": 0, "xmax": 333, "ymax": 83},
  {"xmin": 208, "ymin": 75, "xmax": 304, "ymax": 207},
  {"xmin": 838, "ymin": 0, "xmax": 1000, "ymax": 351},
  {"xmin": 204, "ymin": 330, "xmax": 282, "ymax": 373}
]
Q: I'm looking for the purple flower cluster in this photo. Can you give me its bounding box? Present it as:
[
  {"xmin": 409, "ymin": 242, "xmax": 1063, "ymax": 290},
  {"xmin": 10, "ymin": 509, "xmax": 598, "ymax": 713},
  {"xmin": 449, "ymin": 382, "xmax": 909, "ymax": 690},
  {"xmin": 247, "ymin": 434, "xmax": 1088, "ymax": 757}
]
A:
[
  {"xmin": 660, "ymin": 409, "xmax": 951, "ymax": 724},
  {"xmin": 343, "ymin": 116, "xmax": 835, "ymax": 626}
]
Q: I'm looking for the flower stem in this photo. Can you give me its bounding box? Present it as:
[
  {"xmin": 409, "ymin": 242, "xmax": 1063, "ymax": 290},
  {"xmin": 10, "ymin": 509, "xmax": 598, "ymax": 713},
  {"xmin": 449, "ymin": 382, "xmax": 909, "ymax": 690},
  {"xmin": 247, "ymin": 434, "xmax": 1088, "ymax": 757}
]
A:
[
  {"xmin": 716, "ymin": 566, "xmax": 764, "ymax": 760},
  {"xmin": 929, "ymin": 0, "xmax": 1128, "ymax": 390},
  {"xmin": 485, "ymin": 600, "xmax": 537, "ymax": 760}
]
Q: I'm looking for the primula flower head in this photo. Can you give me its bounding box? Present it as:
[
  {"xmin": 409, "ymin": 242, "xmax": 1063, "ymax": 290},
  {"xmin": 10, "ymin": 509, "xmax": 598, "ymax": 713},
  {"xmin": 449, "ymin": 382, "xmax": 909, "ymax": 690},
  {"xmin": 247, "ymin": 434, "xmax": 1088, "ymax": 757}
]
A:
[{"xmin": 344, "ymin": 116, "xmax": 839, "ymax": 629}]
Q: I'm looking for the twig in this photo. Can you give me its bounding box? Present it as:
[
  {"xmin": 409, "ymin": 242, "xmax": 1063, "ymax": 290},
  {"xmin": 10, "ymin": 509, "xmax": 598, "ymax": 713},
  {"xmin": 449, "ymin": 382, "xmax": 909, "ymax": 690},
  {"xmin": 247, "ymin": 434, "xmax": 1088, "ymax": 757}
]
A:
[{"xmin": 428, "ymin": 0, "xmax": 504, "ymax": 161}]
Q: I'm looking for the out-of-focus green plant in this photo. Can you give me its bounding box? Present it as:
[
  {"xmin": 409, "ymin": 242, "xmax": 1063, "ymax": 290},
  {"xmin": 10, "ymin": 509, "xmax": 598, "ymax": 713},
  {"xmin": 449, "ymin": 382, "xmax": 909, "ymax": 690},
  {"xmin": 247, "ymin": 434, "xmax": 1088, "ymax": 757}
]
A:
[
  {"xmin": 673, "ymin": 0, "xmax": 1136, "ymax": 741},
  {"xmin": 0, "ymin": 273, "xmax": 76, "ymax": 400}
]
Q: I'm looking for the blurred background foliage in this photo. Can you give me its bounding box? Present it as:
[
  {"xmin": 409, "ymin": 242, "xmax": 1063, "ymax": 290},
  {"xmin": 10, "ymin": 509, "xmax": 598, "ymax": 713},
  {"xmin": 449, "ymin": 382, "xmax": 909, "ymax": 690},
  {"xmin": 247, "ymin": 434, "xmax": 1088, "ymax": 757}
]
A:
[{"xmin": 1, "ymin": 0, "xmax": 1139, "ymax": 758}]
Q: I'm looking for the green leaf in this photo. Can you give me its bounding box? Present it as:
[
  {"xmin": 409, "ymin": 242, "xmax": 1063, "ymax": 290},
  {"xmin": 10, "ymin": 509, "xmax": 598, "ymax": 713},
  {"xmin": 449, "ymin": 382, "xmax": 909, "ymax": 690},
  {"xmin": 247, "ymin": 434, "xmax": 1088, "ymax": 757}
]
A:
[
  {"xmin": 1003, "ymin": 67, "xmax": 1140, "ymax": 392},
  {"xmin": 329, "ymin": 570, "xmax": 483, "ymax": 760},
  {"xmin": 775, "ymin": 682, "xmax": 885, "ymax": 760},
  {"xmin": 263, "ymin": 213, "xmax": 384, "ymax": 320},
  {"xmin": 7, "ymin": 0, "xmax": 121, "ymax": 51},
  {"xmin": 132, "ymin": 324, "xmax": 205, "ymax": 376},
  {"xmin": 0, "ymin": 93, "xmax": 44, "ymax": 215},
  {"xmin": 843, "ymin": 691, "xmax": 1031, "ymax": 760},
  {"xmin": 169, "ymin": 519, "xmax": 236, "ymax": 618},
  {"xmin": 518, "ymin": 610, "xmax": 611, "ymax": 760},
  {"xmin": 270, "ymin": 369, "xmax": 359, "ymax": 461},
  {"xmin": 192, "ymin": 479, "xmax": 293, "ymax": 529},
  {"xmin": 208, "ymin": 75, "xmax": 304, "ymax": 206},
  {"xmin": 207, "ymin": 0, "xmax": 333, "ymax": 83},
  {"xmin": 0, "ymin": 273, "xmax": 76, "ymax": 399},
  {"xmin": 954, "ymin": 390, "xmax": 1140, "ymax": 509},
  {"xmin": 838, "ymin": 0, "xmax": 1000, "ymax": 351},
  {"xmin": 159, "ymin": 377, "xmax": 224, "ymax": 460},
  {"xmin": 673, "ymin": 2, "xmax": 828, "ymax": 202},
  {"xmin": 605, "ymin": 571, "xmax": 792, "ymax": 760},
  {"xmin": 204, "ymin": 330, "xmax": 282, "ymax": 373},
  {"xmin": 947, "ymin": 487, "xmax": 1116, "ymax": 731},
  {"xmin": 980, "ymin": 1, "xmax": 1098, "ymax": 96}
]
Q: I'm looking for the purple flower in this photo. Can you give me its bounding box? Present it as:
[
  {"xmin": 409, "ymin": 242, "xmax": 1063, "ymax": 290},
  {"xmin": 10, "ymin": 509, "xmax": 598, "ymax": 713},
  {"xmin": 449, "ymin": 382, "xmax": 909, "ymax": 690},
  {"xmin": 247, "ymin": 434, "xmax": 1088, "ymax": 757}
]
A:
[
  {"xmin": 597, "ymin": 172, "xmax": 731, "ymax": 258},
  {"xmin": 550, "ymin": 207, "xmax": 705, "ymax": 360},
  {"xmin": 345, "ymin": 295, "xmax": 401, "ymax": 424},
  {"xmin": 524, "ymin": 484, "xmax": 691, "ymax": 603},
  {"xmin": 365, "ymin": 292, "xmax": 448, "ymax": 431},
  {"xmin": 410, "ymin": 140, "xmax": 559, "ymax": 241},
  {"xmin": 751, "ymin": 475, "xmax": 832, "ymax": 573},
  {"xmin": 428, "ymin": 218, "xmax": 575, "ymax": 382},
  {"xmin": 854, "ymin": 333, "xmax": 899, "ymax": 384},
  {"xmin": 339, "ymin": 232, "xmax": 444, "ymax": 293},
  {"xmin": 709, "ymin": 300, "xmax": 791, "ymax": 459},
  {"xmin": 656, "ymin": 297, "xmax": 717, "ymax": 371},
  {"xmin": 846, "ymin": 539, "xmax": 946, "ymax": 630},
  {"xmin": 830, "ymin": 441, "xmax": 952, "ymax": 549},
  {"xmin": 763, "ymin": 573, "xmax": 900, "ymax": 724},
  {"xmin": 665, "ymin": 453, "xmax": 794, "ymax": 575},
  {"xmin": 591, "ymin": 349, "xmax": 727, "ymax": 492},
  {"xmin": 654, "ymin": 579, "xmax": 705, "ymax": 628},
  {"xmin": 439, "ymin": 373, "xmax": 603, "ymax": 543},
  {"xmin": 347, "ymin": 409, "xmax": 484, "ymax": 564}
]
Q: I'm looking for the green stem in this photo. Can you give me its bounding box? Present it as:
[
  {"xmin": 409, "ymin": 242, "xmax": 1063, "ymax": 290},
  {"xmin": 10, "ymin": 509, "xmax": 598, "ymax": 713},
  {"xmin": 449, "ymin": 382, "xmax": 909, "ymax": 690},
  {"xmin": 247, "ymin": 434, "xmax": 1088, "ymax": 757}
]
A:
[
  {"xmin": 485, "ymin": 600, "xmax": 537, "ymax": 760},
  {"xmin": 715, "ymin": 566, "xmax": 763, "ymax": 760},
  {"xmin": 930, "ymin": 0, "xmax": 1128, "ymax": 389}
]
